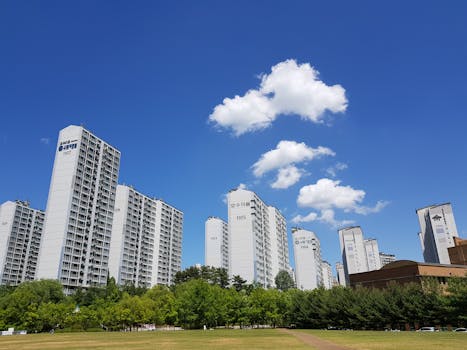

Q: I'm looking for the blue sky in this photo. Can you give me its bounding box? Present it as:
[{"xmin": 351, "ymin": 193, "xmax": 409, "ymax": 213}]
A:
[{"xmin": 1, "ymin": 1, "xmax": 466, "ymax": 273}]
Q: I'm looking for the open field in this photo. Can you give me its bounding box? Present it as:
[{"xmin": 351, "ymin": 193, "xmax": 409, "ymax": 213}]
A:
[
  {"xmin": 0, "ymin": 329, "xmax": 311, "ymax": 350},
  {"xmin": 298, "ymin": 329, "xmax": 467, "ymax": 350},
  {"xmin": 1, "ymin": 329, "xmax": 466, "ymax": 350}
]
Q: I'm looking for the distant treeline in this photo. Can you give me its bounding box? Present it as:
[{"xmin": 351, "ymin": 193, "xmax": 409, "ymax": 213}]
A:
[{"xmin": 0, "ymin": 266, "xmax": 465, "ymax": 332}]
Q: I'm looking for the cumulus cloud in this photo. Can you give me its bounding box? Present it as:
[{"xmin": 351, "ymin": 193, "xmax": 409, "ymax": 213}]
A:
[
  {"xmin": 325, "ymin": 162, "xmax": 348, "ymax": 177},
  {"xmin": 237, "ymin": 183, "xmax": 248, "ymax": 190},
  {"xmin": 271, "ymin": 165, "xmax": 304, "ymax": 189},
  {"xmin": 209, "ymin": 59, "xmax": 348, "ymax": 136},
  {"xmin": 294, "ymin": 178, "xmax": 388, "ymax": 227},
  {"xmin": 319, "ymin": 209, "xmax": 355, "ymax": 228},
  {"xmin": 210, "ymin": 90, "xmax": 276, "ymax": 136},
  {"xmin": 353, "ymin": 200, "xmax": 389, "ymax": 215},
  {"xmin": 291, "ymin": 209, "xmax": 354, "ymax": 229},
  {"xmin": 291, "ymin": 211, "xmax": 319, "ymax": 223},
  {"xmin": 252, "ymin": 140, "xmax": 334, "ymax": 177},
  {"xmin": 297, "ymin": 178, "xmax": 366, "ymax": 211}
]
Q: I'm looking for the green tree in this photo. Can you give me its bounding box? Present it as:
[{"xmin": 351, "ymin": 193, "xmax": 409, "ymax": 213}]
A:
[
  {"xmin": 275, "ymin": 270, "xmax": 295, "ymax": 291},
  {"xmin": 174, "ymin": 279, "xmax": 225, "ymax": 329},
  {"xmin": 447, "ymin": 277, "xmax": 467, "ymax": 326},
  {"xmin": 145, "ymin": 285, "xmax": 177, "ymax": 325},
  {"xmin": 104, "ymin": 294, "xmax": 151, "ymax": 331},
  {"xmin": 65, "ymin": 306, "xmax": 100, "ymax": 331},
  {"xmin": 224, "ymin": 288, "xmax": 249, "ymax": 327},
  {"xmin": 174, "ymin": 266, "xmax": 230, "ymax": 288},
  {"xmin": 232, "ymin": 275, "xmax": 247, "ymax": 292},
  {"xmin": 0, "ymin": 280, "xmax": 65, "ymax": 330}
]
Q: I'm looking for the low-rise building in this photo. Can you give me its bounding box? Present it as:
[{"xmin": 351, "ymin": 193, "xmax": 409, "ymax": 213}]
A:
[
  {"xmin": 448, "ymin": 237, "xmax": 467, "ymax": 265},
  {"xmin": 349, "ymin": 260, "xmax": 467, "ymax": 289}
]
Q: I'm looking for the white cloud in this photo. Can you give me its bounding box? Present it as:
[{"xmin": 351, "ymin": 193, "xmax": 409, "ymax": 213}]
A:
[
  {"xmin": 271, "ymin": 165, "xmax": 304, "ymax": 189},
  {"xmin": 252, "ymin": 140, "xmax": 334, "ymax": 177},
  {"xmin": 210, "ymin": 90, "xmax": 276, "ymax": 136},
  {"xmin": 297, "ymin": 178, "xmax": 366, "ymax": 211},
  {"xmin": 40, "ymin": 137, "xmax": 50, "ymax": 145},
  {"xmin": 261, "ymin": 60, "xmax": 348, "ymax": 122},
  {"xmin": 353, "ymin": 200, "xmax": 389, "ymax": 215},
  {"xmin": 209, "ymin": 59, "xmax": 348, "ymax": 136},
  {"xmin": 291, "ymin": 211, "xmax": 319, "ymax": 223},
  {"xmin": 237, "ymin": 183, "xmax": 248, "ymax": 190},
  {"xmin": 291, "ymin": 209, "xmax": 354, "ymax": 229},
  {"xmin": 318, "ymin": 209, "xmax": 355, "ymax": 228},
  {"xmin": 295, "ymin": 178, "xmax": 388, "ymax": 227},
  {"xmin": 325, "ymin": 162, "xmax": 348, "ymax": 177}
]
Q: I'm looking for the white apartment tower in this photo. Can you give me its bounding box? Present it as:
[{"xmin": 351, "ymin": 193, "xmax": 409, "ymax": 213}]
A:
[
  {"xmin": 109, "ymin": 185, "xmax": 183, "ymax": 287},
  {"xmin": 417, "ymin": 203, "xmax": 459, "ymax": 264},
  {"xmin": 0, "ymin": 201, "xmax": 44, "ymax": 285},
  {"xmin": 338, "ymin": 226, "xmax": 368, "ymax": 285},
  {"xmin": 379, "ymin": 252, "xmax": 396, "ymax": 267},
  {"xmin": 269, "ymin": 206, "xmax": 290, "ymax": 279},
  {"xmin": 321, "ymin": 261, "xmax": 333, "ymax": 290},
  {"xmin": 36, "ymin": 125, "xmax": 120, "ymax": 292},
  {"xmin": 292, "ymin": 228, "xmax": 322, "ymax": 290},
  {"xmin": 205, "ymin": 217, "xmax": 229, "ymax": 271},
  {"xmin": 153, "ymin": 198, "xmax": 183, "ymax": 285},
  {"xmin": 227, "ymin": 188, "xmax": 289, "ymax": 287},
  {"xmin": 364, "ymin": 238, "xmax": 382, "ymax": 271},
  {"xmin": 335, "ymin": 262, "xmax": 346, "ymax": 286}
]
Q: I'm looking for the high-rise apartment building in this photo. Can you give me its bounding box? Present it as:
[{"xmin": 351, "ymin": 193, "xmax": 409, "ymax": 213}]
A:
[
  {"xmin": 269, "ymin": 206, "xmax": 290, "ymax": 279},
  {"xmin": 292, "ymin": 228, "xmax": 322, "ymax": 290},
  {"xmin": 338, "ymin": 226, "xmax": 368, "ymax": 285},
  {"xmin": 417, "ymin": 203, "xmax": 459, "ymax": 264},
  {"xmin": 335, "ymin": 262, "xmax": 346, "ymax": 286},
  {"xmin": 379, "ymin": 252, "xmax": 396, "ymax": 267},
  {"xmin": 109, "ymin": 185, "xmax": 183, "ymax": 287},
  {"xmin": 227, "ymin": 188, "xmax": 290, "ymax": 287},
  {"xmin": 364, "ymin": 238, "xmax": 382, "ymax": 271},
  {"xmin": 0, "ymin": 201, "xmax": 44, "ymax": 285},
  {"xmin": 321, "ymin": 260, "xmax": 333, "ymax": 290},
  {"xmin": 36, "ymin": 125, "xmax": 121, "ymax": 292},
  {"xmin": 152, "ymin": 198, "xmax": 183, "ymax": 285},
  {"xmin": 205, "ymin": 217, "xmax": 229, "ymax": 270}
]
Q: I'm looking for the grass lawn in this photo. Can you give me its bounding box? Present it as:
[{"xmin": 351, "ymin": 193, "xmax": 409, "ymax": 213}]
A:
[
  {"xmin": 0, "ymin": 329, "xmax": 311, "ymax": 350},
  {"xmin": 300, "ymin": 329, "xmax": 467, "ymax": 350}
]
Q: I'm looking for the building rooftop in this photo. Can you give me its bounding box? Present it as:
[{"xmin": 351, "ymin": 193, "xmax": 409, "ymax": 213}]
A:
[
  {"xmin": 380, "ymin": 259, "xmax": 467, "ymax": 270},
  {"xmin": 415, "ymin": 202, "xmax": 452, "ymax": 213}
]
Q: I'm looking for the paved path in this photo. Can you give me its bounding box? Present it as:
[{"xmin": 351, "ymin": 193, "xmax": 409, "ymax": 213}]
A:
[{"xmin": 278, "ymin": 328, "xmax": 353, "ymax": 350}]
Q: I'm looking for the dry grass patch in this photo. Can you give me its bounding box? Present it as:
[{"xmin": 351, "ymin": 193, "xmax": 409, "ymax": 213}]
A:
[
  {"xmin": 299, "ymin": 330, "xmax": 467, "ymax": 350},
  {"xmin": 0, "ymin": 329, "xmax": 311, "ymax": 350}
]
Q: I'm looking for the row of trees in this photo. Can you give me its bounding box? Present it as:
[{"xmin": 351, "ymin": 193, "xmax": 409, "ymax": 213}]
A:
[{"xmin": 0, "ymin": 267, "xmax": 465, "ymax": 332}]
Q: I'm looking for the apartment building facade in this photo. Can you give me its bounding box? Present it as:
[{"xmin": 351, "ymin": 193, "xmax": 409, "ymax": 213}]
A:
[
  {"xmin": 338, "ymin": 226, "xmax": 369, "ymax": 285},
  {"xmin": 36, "ymin": 125, "xmax": 121, "ymax": 292},
  {"xmin": 109, "ymin": 185, "xmax": 183, "ymax": 287},
  {"xmin": 227, "ymin": 188, "xmax": 290, "ymax": 287},
  {"xmin": 417, "ymin": 203, "xmax": 459, "ymax": 264},
  {"xmin": 364, "ymin": 238, "xmax": 382, "ymax": 271},
  {"xmin": 0, "ymin": 201, "xmax": 44, "ymax": 285},
  {"xmin": 292, "ymin": 228, "xmax": 322, "ymax": 290},
  {"xmin": 205, "ymin": 217, "xmax": 229, "ymax": 271}
]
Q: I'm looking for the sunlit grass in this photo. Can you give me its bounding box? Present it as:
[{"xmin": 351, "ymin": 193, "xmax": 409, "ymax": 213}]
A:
[
  {"xmin": 0, "ymin": 329, "xmax": 311, "ymax": 350},
  {"xmin": 300, "ymin": 329, "xmax": 467, "ymax": 350}
]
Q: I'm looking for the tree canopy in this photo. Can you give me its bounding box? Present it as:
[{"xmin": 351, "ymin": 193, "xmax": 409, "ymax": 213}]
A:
[
  {"xmin": 0, "ymin": 272, "xmax": 466, "ymax": 332},
  {"xmin": 275, "ymin": 270, "xmax": 295, "ymax": 291}
]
